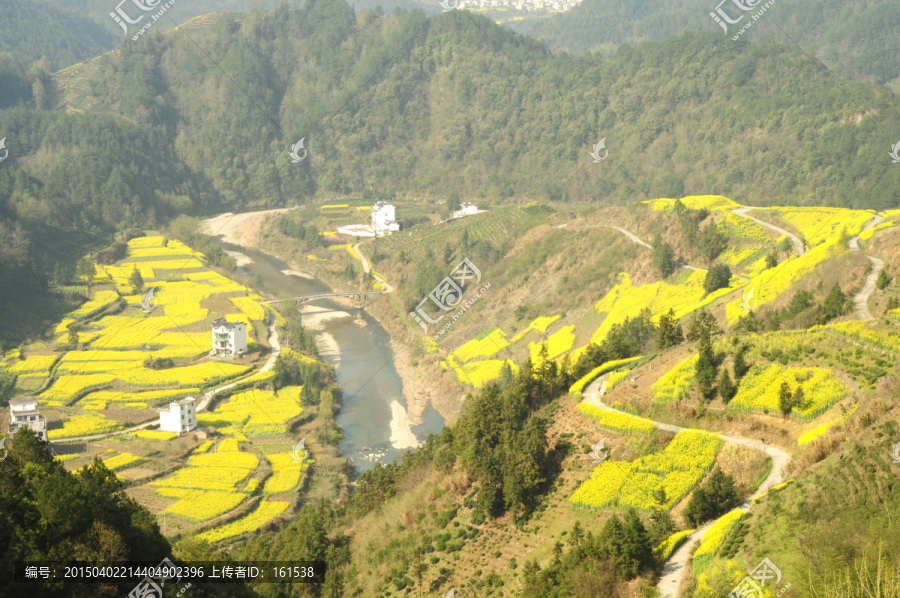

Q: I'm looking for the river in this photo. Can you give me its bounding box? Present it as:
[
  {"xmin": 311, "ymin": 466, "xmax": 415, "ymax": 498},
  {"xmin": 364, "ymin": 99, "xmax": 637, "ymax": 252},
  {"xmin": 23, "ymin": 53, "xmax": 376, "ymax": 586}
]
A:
[{"xmin": 218, "ymin": 241, "xmax": 445, "ymax": 473}]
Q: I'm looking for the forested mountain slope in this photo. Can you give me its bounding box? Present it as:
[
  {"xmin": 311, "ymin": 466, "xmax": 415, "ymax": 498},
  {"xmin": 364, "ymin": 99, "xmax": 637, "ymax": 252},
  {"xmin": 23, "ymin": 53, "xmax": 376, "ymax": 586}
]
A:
[
  {"xmin": 524, "ymin": 0, "xmax": 900, "ymax": 88},
  {"xmin": 39, "ymin": 3, "xmax": 900, "ymax": 210}
]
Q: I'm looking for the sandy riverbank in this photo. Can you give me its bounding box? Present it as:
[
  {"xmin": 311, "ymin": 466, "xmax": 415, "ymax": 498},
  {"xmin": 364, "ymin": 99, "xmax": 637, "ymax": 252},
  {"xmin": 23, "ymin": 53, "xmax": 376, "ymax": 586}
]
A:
[{"xmin": 200, "ymin": 208, "xmax": 294, "ymax": 245}]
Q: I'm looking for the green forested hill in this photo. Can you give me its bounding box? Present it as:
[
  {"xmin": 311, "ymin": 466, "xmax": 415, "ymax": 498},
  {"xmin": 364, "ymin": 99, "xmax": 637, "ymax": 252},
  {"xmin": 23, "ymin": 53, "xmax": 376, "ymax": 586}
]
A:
[
  {"xmin": 524, "ymin": 0, "xmax": 900, "ymax": 87},
  {"xmin": 41, "ymin": 3, "xmax": 900, "ymax": 211}
]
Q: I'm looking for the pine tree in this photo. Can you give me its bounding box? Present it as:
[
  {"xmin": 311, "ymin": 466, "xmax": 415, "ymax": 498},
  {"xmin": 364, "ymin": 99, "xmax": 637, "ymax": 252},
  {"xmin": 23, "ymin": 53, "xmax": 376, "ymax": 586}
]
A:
[
  {"xmin": 694, "ymin": 327, "xmax": 718, "ymax": 400},
  {"xmin": 718, "ymin": 367, "xmax": 736, "ymax": 403},
  {"xmin": 652, "ymin": 234, "xmax": 677, "ymax": 279},
  {"xmin": 67, "ymin": 328, "xmax": 79, "ymax": 346},
  {"xmin": 733, "ymin": 345, "xmax": 750, "ymax": 379},
  {"xmin": 820, "ymin": 283, "xmax": 846, "ymax": 322},
  {"xmin": 765, "ymin": 251, "xmax": 778, "ymax": 269},
  {"xmin": 793, "ymin": 386, "xmax": 807, "ymax": 411},
  {"xmin": 656, "ymin": 308, "xmax": 683, "ymax": 350},
  {"xmin": 129, "ymin": 265, "xmax": 144, "ymax": 291},
  {"xmin": 876, "ymin": 268, "xmax": 890, "ymax": 290},
  {"xmin": 778, "ymin": 382, "xmax": 793, "ymax": 416}
]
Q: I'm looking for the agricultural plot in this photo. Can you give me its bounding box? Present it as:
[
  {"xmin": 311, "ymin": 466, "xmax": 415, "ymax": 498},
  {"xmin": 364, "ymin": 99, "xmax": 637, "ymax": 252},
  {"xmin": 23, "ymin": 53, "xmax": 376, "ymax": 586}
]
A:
[
  {"xmin": 509, "ymin": 315, "xmax": 561, "ymax": 343},
  {"xmin": 798, "ymin": 405, "xmax": 857, "ymax": 447},
  {"xmin": 454, "ymin": 360, "xmax": 519, "ymax": 388},
  {"xmin": 197, "ymin": 387, "xmax": 304, "ymax": 437},
  {"xmin": 6, "ymin": 354, "xmax": 59, "ymax": 375},
  {"xmin": 81, "ymin": 388, "xmax": 200, "ymax": 404},
  {"xmin": 40, "ymin": 374, "xmax": 117, "ymax": 401},
  {"xmin": 570, "ymin": 429, "xmax": 722, "ymax": 512},
  {"xmin": 69, "ymin": 290, "xmax": 120, "ymax": 318},
  {"xmin": 651, "ymin": 355, "xmax": 698, "ymax": 403},
  {"xmin": 162, "ymin": 490, "xmax": 248, "ymax": 522},
  {"xmin": 654, "ymin": 529, "xmax": 695, "ymax": 561},
  {"xmin": 575, "ymin": 403, "xmax": 655, "ymax": 435},
  {"xmin": 568, "ymin": 356, "xmax": 643, "ymax": 398},
  {"xmin": 135, "ymin": 430, "xmax": 178, "ymax": 440},
  {"xmin": 197, "ymin": 500, "xmax": 289, "ymax": 543},
  {"xmin": 452, "ymin": 329, "xmax": 510, "ymax": 363},
  {"xmin": 725, "ymin": 238, "xmax": 843, "ymax": 324},
  {"xmin": 150, "ymin": 450, "xmax": 259, "ymax": 492},
  {"xmin": 591, "ymin": 272, "xmax": 741, "ymax": 346},
  {"xmin": 528, "ymin": 325, "xmax": 576, "ymax": 364},
  {"xmin": 114, "ymin": 362, "xmax": 251, "ymax": 387},
  {"xmin": 229, "ymin": 297, "xmax": 266, "ymax": 322},
  {"xmin": 764, "ymin": 207, "xmax": 874, "ymax": 246},
  {"xmin": 723, "ymin": 212, "xmax": 771, "ymax": 242},
  {"xmin": 264, "ymin": 453, "xmax": 307, "ymax": 494},
  {"xmin": 729, "ymin": 364, "xmax": 847, "ymax": 420},
  {"xmin": 692, "ymin": 508, "xmax": 743, "ymax": 574},
  {"xmin": 645, "ymin": 195, "xmax": 740, "ymax": 213},
  {"xmin": 48, "ymin": 413, "xmax": 122, "ymax": 439},
  {"xmin": 102, "ymin": 452, "xmax": 144, "ymax": 470},
  {"xmin": 829, "ymin": 321, "xmax": 900, "ymax": 353}
]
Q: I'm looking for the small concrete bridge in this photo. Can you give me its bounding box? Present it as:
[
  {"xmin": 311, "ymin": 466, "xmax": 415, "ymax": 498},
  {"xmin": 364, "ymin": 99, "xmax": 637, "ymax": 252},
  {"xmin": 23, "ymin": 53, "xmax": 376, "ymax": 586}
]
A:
[{"xmin": 263, "ymin": 291, "xmax": 384, "ymax": 306}]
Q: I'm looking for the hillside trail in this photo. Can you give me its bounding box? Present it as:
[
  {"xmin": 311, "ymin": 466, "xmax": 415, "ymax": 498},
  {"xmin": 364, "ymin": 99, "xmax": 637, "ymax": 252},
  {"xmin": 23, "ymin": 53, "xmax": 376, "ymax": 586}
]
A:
[
  {"xmin": 731, "ymin": 208, "xmax": 805, "ymax": 257},
  {"xmin": 849, "ymin": 214, "xmax": 885, "ymax": 320},
  {"xmin": 581, "ymin": 375, "xmax": 790, "ymax": 598},
  {"xmin": 352, "ymin": 242, "xmax": 395, "ymax": 293},
  {"xmin": 52, "ymin": 304, "xmax": 283, "ymax": 443}
]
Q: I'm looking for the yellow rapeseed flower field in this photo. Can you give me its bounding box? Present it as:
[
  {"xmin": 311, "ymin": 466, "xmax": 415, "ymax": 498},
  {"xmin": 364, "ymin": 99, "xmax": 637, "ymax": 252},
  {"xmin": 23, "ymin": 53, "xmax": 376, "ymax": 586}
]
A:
[
  {"xmin": 197, "ymin": 500, "xmax": 289, "ymax": 543},
  {"xmin": 127, "ymin": 236, "xmax": 166, "ymax": 248},
  {"xmin": 576, "ymin": 403, "xmax": 655, "ymax": 435},
  {"xmin": 456, "ymin": 360, "xmax": 519, "ymax": 388},
  {"xmin": 654, "ymin": 529, "xmax": 696, "ymax": 561},
  {"xmin": 40, "ymin": 374, "xmax": 117, "ymax": 401},
  {"xmin": 453, "ymin": 328, "xmax": 510, "ymax": 363},
  {"xmin": 115, "ymin": 362, "xmax": 251, "ymax": 387},
  {"xmin": 82, "ymin": 388, "xmax": 200, "ymax": 403},
  {"xmin": 730, "ymin": 364, "xmax": 847, "ymax": 420},
  {"xmin": 69, "ymin": 290, "xmax": 120, "ymax": 318},
  {"xmin": 509, "ymin": 315, "xmax": 561, "ymax": 343},
  {"xmin": 264, "ymin": 453, "xmax": 307, "ymax": 494},
  {"xmin": 7, "ymin": 354, "xmax": 59, "ymax": 374},
  {"xmin": 645, "ymin": 195, "xmax": 740, "ymax": 213},
  {"xmin": 693, "ymin": 508, "xmax": 743, "ymax": 574},
  {"xmin": 163, "ymin": 490, "xmax": 247, "ymax": 522},
  {"xmin": 102, "ymin": 452, "xmax": 144, "ymax": 470},
  {"xmin": 48, "ymin": 413, "xmax": 122, "ymax": 439},
  {"xmin": 197, "ymin": 387, "xmax": 303, "ymax": 437},
  {"xmin": 229, "ymin": 297, "xmax": 265, "ymax": 322},
  {"xmin": 652, "ymin": 355, "xmax": 699, "ymax": 403},
  {"xmin": 136, "ymin": 430, "xmax": 178, "ymax": 440},
  {"xmin": 529, "ymin": 325, "xmax": 576, "ymax": 364},
  {"xmin": 798, "ymin": 405, "xmax": 857, "ymax": 447}
]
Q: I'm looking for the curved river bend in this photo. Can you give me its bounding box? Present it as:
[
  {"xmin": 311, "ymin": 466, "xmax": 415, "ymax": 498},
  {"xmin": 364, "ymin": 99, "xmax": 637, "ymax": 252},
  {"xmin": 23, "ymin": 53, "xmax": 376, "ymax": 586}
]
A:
[{"xmin": 220, "ymin": 241, "xmax": 445, "ymax": 472}]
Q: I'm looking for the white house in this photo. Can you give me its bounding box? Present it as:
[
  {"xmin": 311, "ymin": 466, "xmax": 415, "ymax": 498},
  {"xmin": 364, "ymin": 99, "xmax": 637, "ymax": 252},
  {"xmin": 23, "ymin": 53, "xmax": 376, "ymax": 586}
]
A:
[
  {"xmin": 211, "ymin": 318, "xmax": 247, "ymax": 356},
  {"xmin": 9, "ymin": 396, "xmax": 47, "ymax": 441},
  {"xmin": 159, "ymin": 397, "xmax": 197, "ymax": 435},
  {"xmin": 371, "ymin": 201, "xmax": 400, "ymax": 234},
  {"xmin": 453, "ymin": 202, "xmax": 479, "ymax": 219}
]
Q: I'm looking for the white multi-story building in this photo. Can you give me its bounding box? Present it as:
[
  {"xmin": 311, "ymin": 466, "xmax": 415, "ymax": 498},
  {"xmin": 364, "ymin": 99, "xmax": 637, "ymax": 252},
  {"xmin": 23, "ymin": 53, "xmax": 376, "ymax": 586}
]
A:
[
  {"xmin": 211, "ymin": 318, "xmax": 248, "ymax": 356},
  {"xmin": 453, "ymin": 202, "xmax": 479, "ymax": 219},
  {"xmin": 159, "ymin": 397, "xmax": 197, "ymax": 435},
  {"xmin": 371, "ymin": 201, "xmax": 400, "ymax": 234},
  {"xmin": 8, "ymin": 396, "xmax": 47, "ymax": 441}
]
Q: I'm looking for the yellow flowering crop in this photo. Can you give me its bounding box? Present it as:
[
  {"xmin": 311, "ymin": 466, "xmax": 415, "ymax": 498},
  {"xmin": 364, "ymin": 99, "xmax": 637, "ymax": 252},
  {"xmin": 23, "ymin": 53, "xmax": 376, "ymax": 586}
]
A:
[
  {"xmin": 652, "ymin": 355, "xmax": 699, "ymax": 403},
  {"xmin": 798, "ymin": 405, "xmax": 857, "ymax": 447},
  {"xmin": 576, "ymin": 403, "xmax": 656, "ymax": 435},
  {"xmin": 724, "ymin": 212, "xmax": 770, "ymax": 242},
  {"xmin": 765, "ymin": 207, "xmax": 873, "ymax": 246},
  {"xmin": 194, "ymin": 440, "xmax": 214, "ymax": 454},
  {"xmin": 102, "ymin": 452, "xmax": 144, "ymax": 470},
  {"xmin": 455, "ymin": 360, "xmax": 519, "ymax": 388},
  {"xmin": 321, "ymin": 204, "xmax": 349, "ymax": 209},
  {"xmin": 645, "ymin": 195, "xmax": 740, "ymax": 213},
  {"xmin": 453, "ymin": 328, "xmax": 510, "ymax": 363},
  {"xmin": 281, "ymin": 348, "xmax": 317, "ymax": 364},
  {"xmin": 529, "ymin": 325, "xmax": 576, "ymax": 364},
  {"xmin": 229, "ymin": 297, "xmax": 265, "ymax": 322},
  {"xmin": 127, "ymin": 236, "xmax": 166, "ymax": 248},
  {"xmin": 55, "ymin": 454, "xmax": 80, "ymax": 463},
  {"xmin": 654, "ymin": 529, "xmax": 696, "ymax": 561},
  {"xmin": 244, "ymin": 478, "xmax": 260, "ymax": 493},
  {"xmin": 121, "ymin": 258, "xmax": 206, "ymax": 271},
  {"xmin": 568, "ymin": 356, "xmax": 643, "ymax": 398},
  {"xmin": 829, "ymin": 321, "xmax": 900, "ymax": 352},
  {"xmin": 730, "ymin": 364, "xmax": 847, "ymax": 420},
  {"xmin": 693, "ymin": 508, "xmax": 743, "ymax": 574},
  {"xmin": 163, "ymin": 490, "xmax": 247, "ymax": 522},
  {"xmin": 48, "ymin": 413, "xmax": 122, "ymax": 439},
  {"xmin": 189, "ymin": 450, "xmax": 259, "ymax": 469},
  {"xmin": 197, "ymin": 387, "xmax": 303, "ymax": 437},
  {"xmin": 607, "ymin": 369, "xmax": 630, "ymax": 391},
  {"xmin": 136, "ymin": 430, "xmax": 178, "ymax": 440},
  {"xmin": 41, "ymin": 374, "xmax": 116, "ymax": 400},
  {"xmin": 753, "ymin": 479, "xmax": 794, "ymax": 503},
  {"xmin": 226, "ymin": 313, "xmax": 251, "ymax": 327},
  {"xmin": 7, "ymin": 354, "xmax": 59, "ymax": 374},
  {"xmin": 69, "ymin": 290, "xmax": 120, "ymax": 318},
  {"xmin": 115, "ymin": 362, "xmax": 251, "ymax": 386},
  {"xmin": 217, "ymin": 438, "xmax": 240, "ymax": 452},
  {"xmin": 82, "ymin": 388, "xmax": 200, "ymax": 403},
  {"xmin": 264, "ymin": 453, "xmax": 307, "ymax": 494},
  {"xmin": 57, "ymin": 360, "xmax": 146, "ymax": 374},
  {"xmin": 509, "ymin": 315, "xmax": 561, "ymax": 343},
  {"xmin": 196, "ymin": 500, "xmax": 289, "ymax": 543},
  {"xmin": 570, "ymin": 429, "xmax": 721, "ymax": 512},
  {"xmin": 269, "ymin": 306, "xmax": 287, "ymax": 328},
  {"xmin": 726, "ymin": 239, "xmax": 842, "ymax": 324},
  {"xmin": 570, "ymin": 461, "xmax": 634, "ymax": 510}
]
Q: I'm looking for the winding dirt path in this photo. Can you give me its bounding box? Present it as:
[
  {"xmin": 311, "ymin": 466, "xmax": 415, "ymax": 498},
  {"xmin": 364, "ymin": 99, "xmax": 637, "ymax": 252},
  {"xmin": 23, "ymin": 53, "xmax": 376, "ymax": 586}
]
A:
[
  {"xmin": 581, "ymin": 375, "xmax": 790, "ymax": 598},
  {"xmin": 849, "ymin": 215, "xmax": 885, "ymax": 320},
  {"xmin": 731, "ymin": 208, "xmax": 805, "ymax": 257},
  {"xmin": 352, "ymin": 242, "xmax": 395, "ymax": 293}
]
